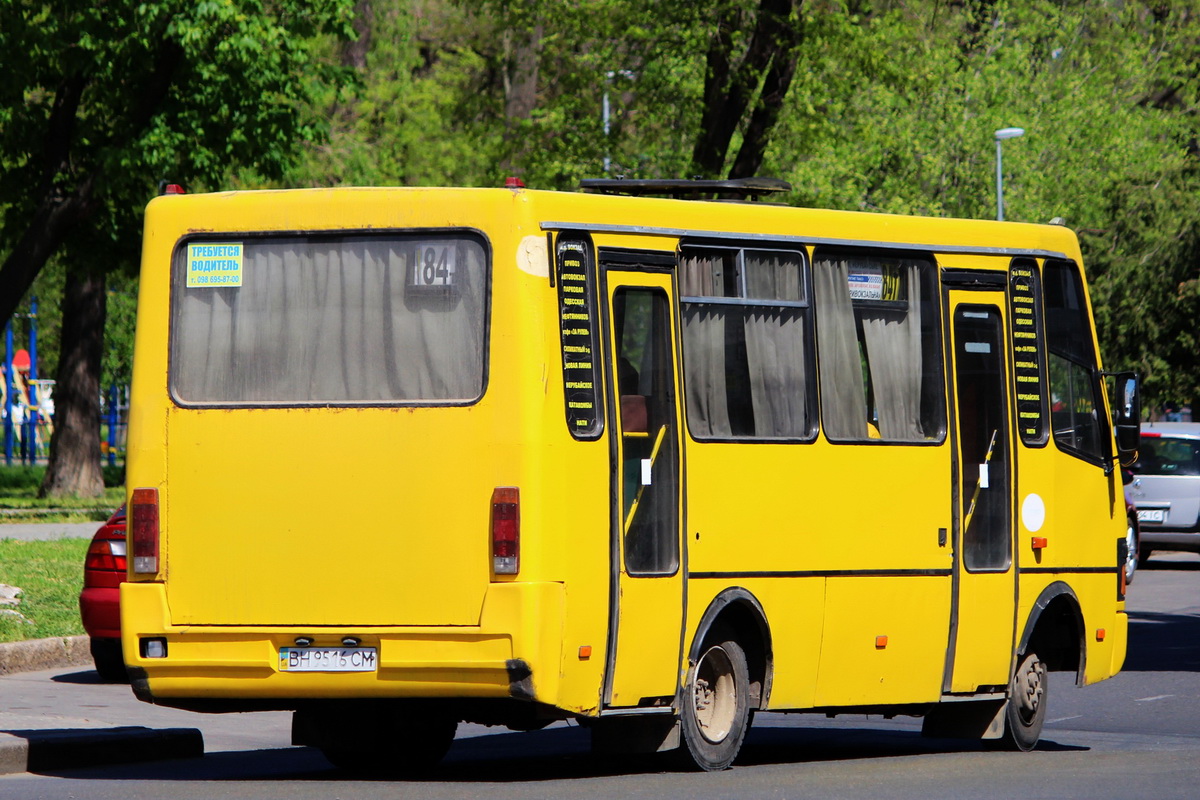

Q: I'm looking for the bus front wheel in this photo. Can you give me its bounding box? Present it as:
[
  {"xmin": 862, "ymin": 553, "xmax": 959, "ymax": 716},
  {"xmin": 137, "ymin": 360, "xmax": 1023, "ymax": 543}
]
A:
[
  {"xmin": 680, "ymin": 638, "xmax": 751, "ymax": 771},
  {"xmin": 1000, "ymin": 651, "xmax": 1047, "ymax": 751}
]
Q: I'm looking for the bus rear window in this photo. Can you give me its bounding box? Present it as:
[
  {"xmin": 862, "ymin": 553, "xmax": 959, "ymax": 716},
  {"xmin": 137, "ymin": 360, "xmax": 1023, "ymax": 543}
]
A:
[{"xmin": 169, "ymin": 233, "xmax": 488, "ymax": 405}]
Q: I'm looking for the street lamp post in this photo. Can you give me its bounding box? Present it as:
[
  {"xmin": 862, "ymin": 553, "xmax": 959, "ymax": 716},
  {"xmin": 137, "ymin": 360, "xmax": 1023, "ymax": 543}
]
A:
[
  {"xmin": 603, "ymin": 70, "xmax": 636, "ymax": 174},
  {"xmin": 995, "ymin": 127, "xmax": 1025, "ymax": 221}
]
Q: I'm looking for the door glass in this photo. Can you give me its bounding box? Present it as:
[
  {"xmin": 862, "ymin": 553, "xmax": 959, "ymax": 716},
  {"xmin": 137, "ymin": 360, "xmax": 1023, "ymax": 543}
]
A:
[
  {"xmin": 955, "ymin": 307, "xmax": 1011, "ymax": 571},
  {"xmin": 614, "ymin": 288, "xmax": 679, "ymax": 575}
]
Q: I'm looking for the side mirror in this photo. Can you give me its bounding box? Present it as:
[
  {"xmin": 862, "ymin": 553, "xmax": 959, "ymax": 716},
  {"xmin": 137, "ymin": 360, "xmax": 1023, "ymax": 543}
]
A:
[{"xmin": 1113, "ymin": 372, "xmax": 1140, "ymax": 466}]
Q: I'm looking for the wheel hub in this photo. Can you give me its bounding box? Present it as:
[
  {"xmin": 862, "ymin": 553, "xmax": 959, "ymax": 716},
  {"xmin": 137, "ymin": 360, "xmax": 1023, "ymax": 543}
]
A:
[
  {"xmin": 1014, "ymin": 657, "xmax": 1046, "ymax": 723},
  {"xmin": 693, "ymin": 646, "xmax": 737, "ymax": 744}
]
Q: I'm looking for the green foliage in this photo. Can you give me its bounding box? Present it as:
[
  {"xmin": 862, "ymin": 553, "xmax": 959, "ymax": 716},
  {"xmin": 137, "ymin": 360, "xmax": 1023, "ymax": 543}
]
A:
[
  {"xmin": 8, "ymin": 0, "xmax": 1200, "ymax": 413},
  {"xmin": 0, "ymin": 538, "xmax": 89, "ymax": 643},
  {"xmin": 0, "ymin": 0, "xmax": 356, "ymax": 251}
]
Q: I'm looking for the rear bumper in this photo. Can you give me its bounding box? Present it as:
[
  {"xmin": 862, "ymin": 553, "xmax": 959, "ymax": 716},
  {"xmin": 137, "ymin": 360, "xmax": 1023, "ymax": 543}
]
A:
[
  {"xmin": 79, "ymin": 587, "xmax": 122, "ymax": 639},
  {"xmin": 120, "ymin": 580, "xmax": 565, "ymax": 708}
]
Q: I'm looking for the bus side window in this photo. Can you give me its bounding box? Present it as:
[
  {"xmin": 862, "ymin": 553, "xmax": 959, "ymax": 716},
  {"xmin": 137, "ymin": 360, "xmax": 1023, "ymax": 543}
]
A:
[
  {"xmin": 1043, "ymin": 259, "xmax": 1106, "ymax": 462},
  {"xmin": 813, "ymin": 250, "xmax": 945, "ymax": 443},
  {"xmin": 679, "ymin": 245, "xmax": 814, "ymax": 440},
  {"xmin": 618, "ymin": 356, "xmax": 648, "ymax": 433}
]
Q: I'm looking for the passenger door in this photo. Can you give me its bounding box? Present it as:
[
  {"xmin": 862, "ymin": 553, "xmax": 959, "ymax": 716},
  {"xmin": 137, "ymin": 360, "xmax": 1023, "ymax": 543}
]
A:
[
  {"xmin": 946, "ymin": 292, "xmax": 1017, "ymax": 693},
  {"xmin": 600, "ymin": 265, "xmax": 686, "ymax": 710}
]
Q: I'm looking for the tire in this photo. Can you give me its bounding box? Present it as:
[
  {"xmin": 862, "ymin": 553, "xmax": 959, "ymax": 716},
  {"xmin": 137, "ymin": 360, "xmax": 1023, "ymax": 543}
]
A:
[
  {"xmin": 89, "ymin": 637, "xmax": 128, "ymax": 683},
  {"xmin": 999, "ymin": 651, "xmax": 1048, "ymax": 751},
  {"xmin": 679, "ymin": 638, "xmax": 751, "ymax": 771},
  {"xmin": 1124, "ymin": 514, "xmax": 1139, "ymax": 585},
  {"xmin": 316, "ymin": 710, "xmax": 456, "ymax": 777}
]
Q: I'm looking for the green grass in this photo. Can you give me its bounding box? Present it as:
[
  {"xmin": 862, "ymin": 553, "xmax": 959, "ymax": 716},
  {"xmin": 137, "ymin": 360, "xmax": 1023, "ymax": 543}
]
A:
[
  {"xmin": 0, "ymin": 464, "xmax": 125, "ymax": 522},
  {"xmin": 0, "ymin": 537, "xmax": 89, "ymax": 643}
]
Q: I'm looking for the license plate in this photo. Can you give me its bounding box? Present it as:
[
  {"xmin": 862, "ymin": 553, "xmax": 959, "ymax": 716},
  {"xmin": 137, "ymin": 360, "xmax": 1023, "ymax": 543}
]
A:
[
  {"xmin": 279, "ymin": 647, "xmax": 378, "ymax": 672},
  {"xmin": 1137, "ymin": 508, "xmax": 1166, "ymax": 523}
]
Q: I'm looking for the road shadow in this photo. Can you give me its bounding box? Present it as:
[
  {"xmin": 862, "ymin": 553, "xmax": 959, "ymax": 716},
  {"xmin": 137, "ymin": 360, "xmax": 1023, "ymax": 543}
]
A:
[
  {"xmin": 36, "ymin": 722, "xmax": 1086, "ymax": 784},
  {"xmin": 1124, "ymin": 610, "xmax": 1200, "ymax": 672},
  {"xmin": 50, "ymin": 669, "xmax": 107, "ymax": 685},
  {"xmin": 1140, "ymin": 556, "xmax": 1200, "ymax": 572}
]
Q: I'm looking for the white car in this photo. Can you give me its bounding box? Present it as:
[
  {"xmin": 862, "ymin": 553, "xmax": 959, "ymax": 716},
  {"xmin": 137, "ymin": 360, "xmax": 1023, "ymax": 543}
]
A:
[{"xmin": 1126, "ymin": 422, "xmax": 1200, "ymax": 560}]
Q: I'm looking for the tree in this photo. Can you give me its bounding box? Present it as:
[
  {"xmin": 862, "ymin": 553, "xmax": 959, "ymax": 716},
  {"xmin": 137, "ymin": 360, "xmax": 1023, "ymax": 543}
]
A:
[
  {"xmin": 764, "ymin": 1, "xmax": 1200, "ymax": 405},
  {"xmin": 0, "ymin": 1, "xmax": 354, "ymax": 496},
  {"xmin": 691, "ymin": 0, "xmax": 804, "ymax": 179}
]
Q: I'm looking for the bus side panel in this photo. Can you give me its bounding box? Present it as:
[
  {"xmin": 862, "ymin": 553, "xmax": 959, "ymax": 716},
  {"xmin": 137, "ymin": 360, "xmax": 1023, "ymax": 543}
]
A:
[
  {"xmin": 814, "ymin": 575, "xmax": 950, "ymax": 706},
  {"xmin": 683, "ymin": 439, "xmax": 952, "ymax": 710},
  {"xmin": 1015, "ymin": 435, "xmax": 1126, "ymax": 685}
]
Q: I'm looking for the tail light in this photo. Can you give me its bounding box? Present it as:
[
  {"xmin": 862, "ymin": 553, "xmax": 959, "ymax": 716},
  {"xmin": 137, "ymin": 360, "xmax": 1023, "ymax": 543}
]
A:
[
  {"xmin": 491, "ymin": 487, "xmax": 520, "ymax": 575},
  {"xmin": 84, "ymin": 535, "xmax": 127, "ymax": 574},
  {"xmin": 130, "ymin": 488, "xmax": 160, "ymax": 575}
]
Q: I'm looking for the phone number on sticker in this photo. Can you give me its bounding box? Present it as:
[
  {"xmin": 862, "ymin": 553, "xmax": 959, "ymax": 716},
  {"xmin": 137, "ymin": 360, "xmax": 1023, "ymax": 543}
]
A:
[{"xmin": 190, "ymin": 274, "xmax": 240, "ymax": 286}]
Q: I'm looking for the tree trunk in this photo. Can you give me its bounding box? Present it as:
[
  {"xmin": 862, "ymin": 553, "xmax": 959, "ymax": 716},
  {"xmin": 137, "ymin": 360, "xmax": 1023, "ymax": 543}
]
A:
[
  {"xmin": 40, "ymin": 268, "xmax": 106, "ymax": 499},
  {"xmin": 499, "ymin": 23, "xmax": 542, "ymax": 176},
  {"xmin": 342, "ymin": 0, "xmax": 372, "ymax": 69},
  {"xmin": 728, "ymin": 15, "xmax": 802, "ymax": 179},
  {"xmin": 690, "ymin": 0, "xmax": 802, "ymax": 180}
]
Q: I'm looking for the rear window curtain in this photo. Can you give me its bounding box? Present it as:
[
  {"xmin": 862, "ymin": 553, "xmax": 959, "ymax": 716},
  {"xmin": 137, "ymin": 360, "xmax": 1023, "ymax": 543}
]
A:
[{"xmin": 171, "ymin": 235, "xmax": 487, "ymax": 404}]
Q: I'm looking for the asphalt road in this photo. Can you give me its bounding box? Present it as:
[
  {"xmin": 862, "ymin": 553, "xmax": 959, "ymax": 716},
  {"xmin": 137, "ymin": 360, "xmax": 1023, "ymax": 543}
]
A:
[{"xmin": 1, "ymin": 553, "xmax": 1197, "ymax": 799}]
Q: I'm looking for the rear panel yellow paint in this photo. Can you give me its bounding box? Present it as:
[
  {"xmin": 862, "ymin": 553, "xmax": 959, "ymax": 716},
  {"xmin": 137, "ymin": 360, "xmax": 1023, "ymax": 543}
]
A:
[{"xmin": 124, "ymin": 186, "xmax": 1127, "ymax": 721}]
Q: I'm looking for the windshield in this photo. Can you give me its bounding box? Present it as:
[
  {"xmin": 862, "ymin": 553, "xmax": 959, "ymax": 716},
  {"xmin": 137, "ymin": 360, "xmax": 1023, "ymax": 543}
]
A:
[{"xmin": 1132, "ymin": 436, "xmax": 1200, "ymax": 476}]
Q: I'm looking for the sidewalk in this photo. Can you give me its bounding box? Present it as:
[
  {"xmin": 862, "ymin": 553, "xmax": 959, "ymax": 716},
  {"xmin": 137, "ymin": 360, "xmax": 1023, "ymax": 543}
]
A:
[
  {"xmin": 0, "ymin": 664, "xmax": 222, "ymax": 774},
  {"xmin": 0, "ymin": 521, "xmax": 99, "ymax": 541},
  {"xmin": 1, "ymin": 521, "xmax": 206, "ymax": 774}
]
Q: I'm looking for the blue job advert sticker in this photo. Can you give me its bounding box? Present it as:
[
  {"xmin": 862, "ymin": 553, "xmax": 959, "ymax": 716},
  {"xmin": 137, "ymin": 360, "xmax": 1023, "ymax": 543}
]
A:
[{"xmin": 187, "ymin": 242, "xmax": 244, "ymax": 287}]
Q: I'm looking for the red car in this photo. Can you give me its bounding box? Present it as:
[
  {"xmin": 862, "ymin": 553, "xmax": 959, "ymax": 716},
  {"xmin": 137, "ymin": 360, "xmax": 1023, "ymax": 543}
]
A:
[{"xmin": 79, "ymin": 506, "xmax": 127, "ymax": 681}]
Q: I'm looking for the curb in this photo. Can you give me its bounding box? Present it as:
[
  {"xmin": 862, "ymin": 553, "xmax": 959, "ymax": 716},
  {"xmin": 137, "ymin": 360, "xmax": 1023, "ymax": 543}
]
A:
[
  {"xmin": 0, "ymin": 726, "xmax": 204, "ymax": 775},
  {"xmin": 0, "ymin": 635, "xmax": 92, "ymax": 676}
]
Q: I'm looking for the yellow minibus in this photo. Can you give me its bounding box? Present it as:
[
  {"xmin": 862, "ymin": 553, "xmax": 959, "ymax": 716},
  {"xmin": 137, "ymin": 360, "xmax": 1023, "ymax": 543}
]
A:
[{"xmin": 122, "ymin": 178, "xmax": 1139, "ymax": 772}]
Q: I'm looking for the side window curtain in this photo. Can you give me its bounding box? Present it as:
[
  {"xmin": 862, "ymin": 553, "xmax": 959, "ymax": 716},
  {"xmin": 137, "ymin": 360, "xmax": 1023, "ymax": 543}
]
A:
[
  {"xmin": 679, "ymin": 245, "xmax": 814, "ymax": 440},
  {"xmin": 680, "ymin": 251, "xmax": 733, "ymax": 437},
  {"xmin": 813, "ymin": 250, "xmax": 945, "ymax": 443},
  {"xmin": 1043, "ymin": 259, "xmax": 1106, "ymax": 461},
  {"xmin": 814, "ymin": 259, "xmax": 868, "ymax": 439}
]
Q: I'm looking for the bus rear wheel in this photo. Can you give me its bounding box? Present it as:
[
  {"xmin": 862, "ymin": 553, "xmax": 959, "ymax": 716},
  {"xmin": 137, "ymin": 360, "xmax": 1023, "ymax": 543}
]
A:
[
  {"xmin": 680, "ymin": 638, "xmax": 750, "ymax": 771},
  {"xmin": 1000, "ymin": 651, "xmax": 1047, "ymax": 751}
]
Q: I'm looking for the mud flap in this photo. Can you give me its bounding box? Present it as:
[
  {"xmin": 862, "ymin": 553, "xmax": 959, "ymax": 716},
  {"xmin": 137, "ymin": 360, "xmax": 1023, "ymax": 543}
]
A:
[
  {"xmin": 921, "ymin": 699, "xmax": 1006, "ymax": 740},
  {"xmin": 590, "ymin": 715, "xmax": 680, "ymax": 754}
]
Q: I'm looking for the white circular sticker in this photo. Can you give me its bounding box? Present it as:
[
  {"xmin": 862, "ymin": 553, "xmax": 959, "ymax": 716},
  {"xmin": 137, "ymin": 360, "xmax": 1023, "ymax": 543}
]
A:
[{"xmin": 1021, "ymin": 493, "xmax": 1046, "ymax": 533}]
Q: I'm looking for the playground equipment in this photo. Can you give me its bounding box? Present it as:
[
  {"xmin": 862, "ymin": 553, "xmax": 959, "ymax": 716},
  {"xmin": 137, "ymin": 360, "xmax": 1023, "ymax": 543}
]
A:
[
  {"xmin": 4, "ymin": 298, "xmax": 129, "ymax": 467},
  {"xmin": 3, "ymin": 299, "xmax": 45, "ymax": 466}
]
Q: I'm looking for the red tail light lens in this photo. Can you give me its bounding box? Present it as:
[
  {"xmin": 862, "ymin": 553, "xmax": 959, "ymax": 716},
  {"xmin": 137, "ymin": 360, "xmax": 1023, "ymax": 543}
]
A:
[
  {"xmin": 84, "ymin": 537, "xmax": 127, "ymax": 573},
  {"xmin": 130, "ymin": 488, "xmax": 160, "ymax": 575},
  {"xmin": 492, "ymin": 487, "xmax": 519, "ymax": 575}
]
